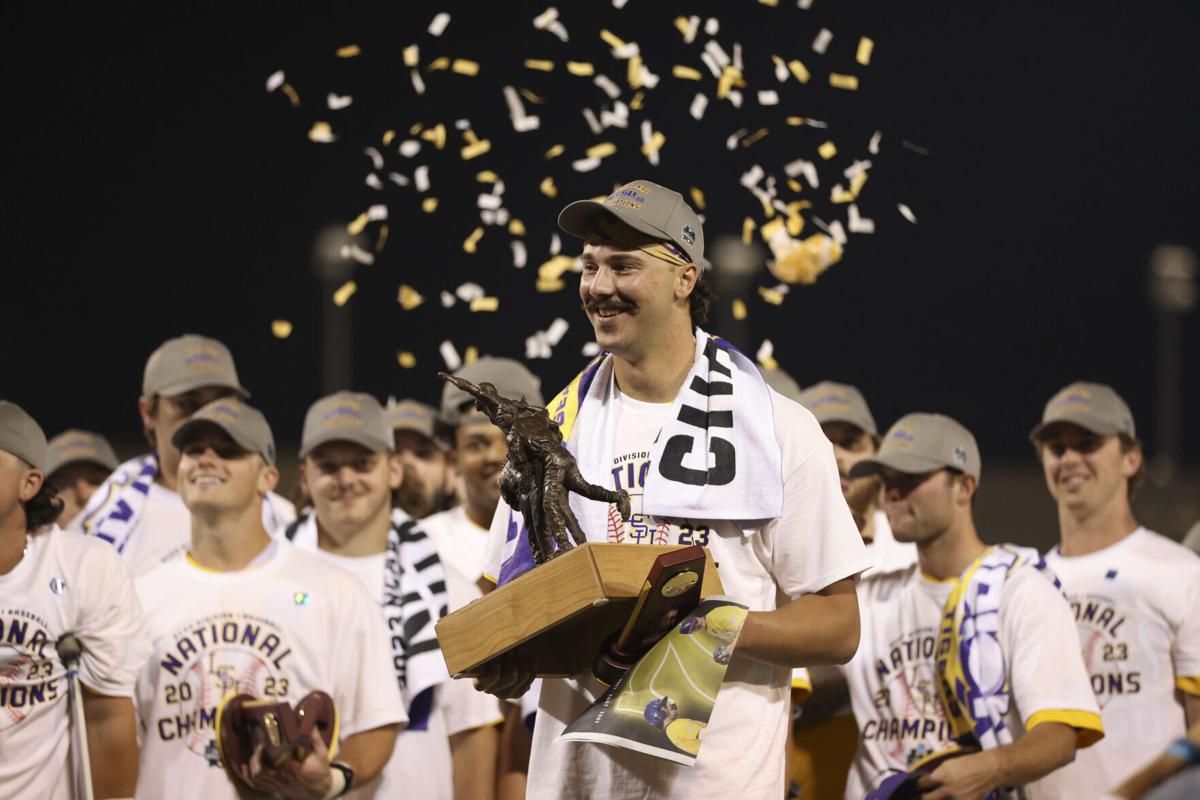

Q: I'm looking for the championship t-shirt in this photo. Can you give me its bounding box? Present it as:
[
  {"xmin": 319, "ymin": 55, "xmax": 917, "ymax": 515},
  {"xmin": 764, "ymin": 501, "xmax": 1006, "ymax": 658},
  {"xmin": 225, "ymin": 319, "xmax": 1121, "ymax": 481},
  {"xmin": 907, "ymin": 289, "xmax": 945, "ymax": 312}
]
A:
[
  {"xmin": 304, "ymin": 548, "xmax": 503, "ymax": 800},
  {"xmin": 0, "ymin": 527, "xmax": 150, "ymax": 800},
  {"xmin": 490, "ymin": 386, "xmax": 873, "ymax": 800},
  {"xmin": 1038, "ymin": 528, "xmax": 1200, "ymax": 797},
  {"xmin": 842, "ymin": 562, "xmax": 1103, "ymax": 800},
  {"xmin": 423, "ymin": 505, "xmax": 491, "ymax": 586},
  {"xmin": 133, "ymin": 540, "xmax": 407, "ymax": 800}
]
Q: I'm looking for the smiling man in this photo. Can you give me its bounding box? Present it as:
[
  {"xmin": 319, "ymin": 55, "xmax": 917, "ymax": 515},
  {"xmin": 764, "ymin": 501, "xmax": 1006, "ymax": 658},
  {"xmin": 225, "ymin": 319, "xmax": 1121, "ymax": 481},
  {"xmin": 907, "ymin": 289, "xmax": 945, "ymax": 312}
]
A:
[
  {"xmin": 476, "ymin": 179, "xmax": 871, "ymax": 800},
  {"xmin": 70, "ymin": 334, "xmax": 294, "ymax": 574},
  {"xmin": 1031, "ymin": 382, "xmax": 1200, "ymax": 797}
]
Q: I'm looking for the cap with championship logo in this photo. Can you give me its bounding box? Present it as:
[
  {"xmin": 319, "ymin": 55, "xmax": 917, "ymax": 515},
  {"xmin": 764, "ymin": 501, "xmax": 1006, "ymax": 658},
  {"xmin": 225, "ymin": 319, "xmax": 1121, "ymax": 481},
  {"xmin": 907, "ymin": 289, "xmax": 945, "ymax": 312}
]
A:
[
  {"xmin": 171, "ymin": 398, "xmax": 276, "ymax": 465},
  {"xmin": 300, "ymin": 392, "xmax": 392, "ymax": 458},
  {"xmin": 797, "ymin": 381, "xmax": 878, "ymax": 437},
  {"xmin": 143, "ymin": 334, "xmax": 249, "ymax": 398},
  {"xmin": 384, "ymin": 399, "xmax": 439, "ymax": 439},
  {"xmin": 0, "ymin": 401, "xmax": 49, "ymax": 471},
  {"xmin": 1029, "ymin": 381, "xmax": 1136, "ymax": 441},
  {"xmin": 441, "ymin": 357, "xmax": 544, "ymax": 425},
  {"xmin": 850, "ymin": 413, "xmax": 981, "ymax": 481},
  {"xmin": 760, "ymin": 367, "xmax": 803, "ymax": 405},
  {"xmin": 557, "ymin": 179, "xmax": 706, "ymax": 267},
  {"xmin": 46, "ymin": 430, "xmax": 120, "ymax": 477}
]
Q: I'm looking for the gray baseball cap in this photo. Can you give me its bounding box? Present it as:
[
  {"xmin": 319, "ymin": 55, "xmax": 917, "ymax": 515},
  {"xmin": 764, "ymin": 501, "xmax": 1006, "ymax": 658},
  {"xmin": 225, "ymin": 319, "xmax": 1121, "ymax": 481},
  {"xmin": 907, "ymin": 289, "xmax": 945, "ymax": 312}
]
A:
[
  {"xmin": 850, "ymin": 413, "xmax": 981, "ymax": 481},
  {"xmin": 0, "ymin": 401, "xmax": 49, "ymax": 472},
  {"xmin": 46, "ymin": 429, "xmax": 120, "ymax": 476},
  {"xmin": 760, "ymin": 367, "xmax": 803, "ymax": 404},
  {"xmin": 171, "ymin": 398, "xmax": 276, "ymax": 465},
  {"xmin": 143, "ymin": 334, "xmax": 249, "ymax": 398},
  {"xmin": 301, "ymin": 392, "xmax": 392, "ymax": 458},
  {"xmin": 558, "ymin": 179, "xmax": 705, "ymax": 266},
  {"xmin": 797, "ymin": 381, "xmax": 878, "ymax": 437},
  {"xmin": 1029, "ymin": 382, "xmax": 1136, "ymax": 441},
  {"xmin": 441, "ymin": 357, "xmax": 544, "ymax": 425},
  {"xmin": 385, "ymin": 399, "xmax": 439, "ymax": 439}
]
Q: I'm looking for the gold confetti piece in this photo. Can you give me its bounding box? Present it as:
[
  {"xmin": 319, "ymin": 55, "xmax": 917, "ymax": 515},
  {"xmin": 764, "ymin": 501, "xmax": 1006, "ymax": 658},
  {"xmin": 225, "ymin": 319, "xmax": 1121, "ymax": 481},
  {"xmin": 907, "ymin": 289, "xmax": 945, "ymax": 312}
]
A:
[
  {"xmin": 627, "ymin": 91, "xmax": 644, "ymax": 111},
  {"xmin": 382, "ymin": 129, "xmax": 396, "ymax": 145},
  {"xmin": 397, "ymin": 351, "xmax": 417, "ymax": 368},
  {"xmin": 586, "ymin": 142, "xmax": 617, "ymax": 159},
  {"xmin": 281, "ymin": 84, "xmax": 300, "ymax": 106},
  {"xmin": 428, "ymin": 57, "xmax": 450, "ymax": 71},
  {"xmin": 463, "ymin": 346, "xmax": 479, "ymax": 364},
  {"xmin": 422, "ymin": 197, "xmax": 439, "ymax": 213},
  {"xmin": 397, "ymin": 285, "xmax": 425, "ymax": 310},
  {"xmin": 716, "ymin": 66, "xmax": 745, "ymax": 100},
  {"xmin": 470, "ymin": 297, "xmax": 500, "ymax": 312},
  {"xmin": 673, "ymin": 16, "xmax": 691, "ymax": 36},
  {"xmin": 771, "ymin": 233, "xmax": 843, "ymax": 284},
  {"xmin": 520, "ymin": 88, "xmax": 546, "ymax": 104},
  {"xmin": 539, "ymin": 255, "xmax": 575, "ymax": 281},
  {"xmin": 508, "ymin": 219, "xmax": 527, "ymax": 236},
  {"xmin": 760, "ymin": 354, "xmax": 780, "ymax": 370},
  {"xmin": 787, "ymin": 178, "xmax": 803, "ymax": 193},
  {"xmin": 308, "ymin": 121, "xmax": 335, "ymax": 143},
  {"xmin": 850, "ymin": 171, "xmax": 868, "ymax": 196},
  {"xmin": 732, "ymin": 299, "xmax": 748, "ymax": 320},
  {"xmin": 641, "ymin": 130, "xmax": 666, "ymax": 157},
  {"xmin": 375, "ymin": 225, "xmax": 389, "ymax": 252},
  {"xmin": 599, "ymin": 29, "xmax": 626, "ymax": 49},
  {"xmin": 420, "ymin": 123, "xmax": 447, "ymax": 149},
  {"xmin": 524, "ymin": 59, "xmax": 554, "ymax": 71},
  {"xmin": 761, "ymin": 218, "xmax": 787, "ymax": 243},
  {"xmin": 829, "ymin": 73, "xmax": 859, "ymax": 91},
  {"xmin": 463, "ymin": 227, "xmax": 485, "ymax": 253},
  {"xmin": 461, "ymin": 139, "xmax": 491, "ymax": 160},
  {"xmin": 452, "ymin": 59, "xmax": 480, "ymax": 76},
  {"xmin": 818, "ymin": 141, "xmax": 838, "ymax": 160},
  {"xmin": 347, "ymin": 212, "xmax": 369, "ymax": 235},
  {"xmin": 758, "ymin": 286, "xmax": 786, "ymax": 306},
  {"xmin": 409, "ymin": 122, "xmax": 423, "ymax": 135},
  {"xmin": 742, "ymin": 217, "xmax": 757, "ymax": 245},
  {"xmin": 336, "ymin": 44, "xmax": 361, "ymax": 58},
  {"xmin": 567, "ymin": 61, "xmax": 595, "ymax": 76},
  {"xmin": 857, "ymin": 37, "xmax": 875, "ymax": 66},
  {"xmin": 742, "ymin": 128, "xmax": 769, "ymax": 147},
  {"xmin": 463, "ymin": 129, "xmax": 480, "ymax": 145},
  {"xmin": 690, "ymin": 187, "xmax": 706, "ymax": 210},
  {"xmin": 333, "ymin": 281, "xmax": 357, "ymax": 307},
  {"xmin": 786, "ymin": 116, "xmax": 805, "ymax": 126},
  {"xmin": 271, "ymin": 320, "xmax": 293, "ymax": 339},
  {"xmin": 758, "ymin": 0, "xmax": 779, "ymax": 5},
  {"xmin": 476, "ymin": 170, "xmax": 498, "ymax": 182},
  {"xmin": 626, "ymin": 55, "xmax": 643, "ymax": 89},
  {"xmin": 788, "ymin": 60, "xmax": 811, "ymax": 83},
  {"xmin": 536, "ymin": 279, "xmax": 566, "ymax": 293},
  {"xmin": 403, "ymin": 45, "xmax": 419, "ymax": 67},
  {"xmin": 539, "ymin": 176, "xmax": 558, "ymax": 197},
  {"xmin": 673, "ymin": 65, "xmax": 703, "ymax": 80}
]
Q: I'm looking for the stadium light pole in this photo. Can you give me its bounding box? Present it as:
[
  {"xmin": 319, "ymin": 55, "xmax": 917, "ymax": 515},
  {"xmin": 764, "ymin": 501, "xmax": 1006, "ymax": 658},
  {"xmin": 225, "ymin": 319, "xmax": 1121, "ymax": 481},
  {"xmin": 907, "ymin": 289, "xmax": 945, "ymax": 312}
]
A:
[
  {"xmin": 312, "ymin": 225, "xmax": 358, "ymax": 394},
  {"xmin": 1148, "ymin": 244, "xmax": 1197, "ymax": 485}
]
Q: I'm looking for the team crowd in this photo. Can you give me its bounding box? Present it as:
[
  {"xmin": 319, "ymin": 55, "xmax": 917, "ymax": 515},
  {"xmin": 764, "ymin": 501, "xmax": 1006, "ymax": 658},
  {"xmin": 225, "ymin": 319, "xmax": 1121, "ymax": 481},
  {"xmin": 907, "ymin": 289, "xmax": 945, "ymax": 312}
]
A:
[{"xmin": 2, "ymin": 179, "xmax": 1198, "ymax": 800}]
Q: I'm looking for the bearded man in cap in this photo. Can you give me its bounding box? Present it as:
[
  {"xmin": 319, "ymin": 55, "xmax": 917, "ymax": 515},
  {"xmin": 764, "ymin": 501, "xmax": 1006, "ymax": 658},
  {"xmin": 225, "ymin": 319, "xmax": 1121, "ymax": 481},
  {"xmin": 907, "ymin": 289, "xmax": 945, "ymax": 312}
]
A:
[
  {"xmin": 475, "ymin": 180, "xmax": 871, "ymax": 800},
  {"xmin": 385, "ymin": 399, "xmax": 456, "ymax": 520},
  {"xmin": 70, "ymin": 334, "xmax": 295, "ymax": 574},
  {"xmin": 1030, "ymin": 382, "xmax": 1200, "ymax": 797}
]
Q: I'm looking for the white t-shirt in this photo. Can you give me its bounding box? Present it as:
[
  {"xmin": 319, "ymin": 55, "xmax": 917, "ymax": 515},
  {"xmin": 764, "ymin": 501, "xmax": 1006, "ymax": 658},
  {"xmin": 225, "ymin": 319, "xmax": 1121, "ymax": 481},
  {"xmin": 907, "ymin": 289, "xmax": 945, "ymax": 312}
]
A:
[
  {"xmin": 842, "ymin": 561, "xmax": 1103, "ymax": 800},
  {"xmin": 492, "ymin": 387, "xmax": 872, "ymax": 800},
  {"xmin": 0, "ymin": 527, "xmax": 150, "ymax": 800},
  {"xmin": 1039, "ymin": 528, "xmax": 1200, "ymax": 797},
  {"xmin": 424, "ymin": 505, "xmax": 491, "ymax": 585},
  {"xmin": 70, "ymin": 478, "xmax": 296, "ymax": 577},
  {"xmin": 133, "ymin": 540, "xmax": 407, "ymax": 800},
  {"xmin": 304, "ymin": 548, "xmax": 503, "ymax": 800}
]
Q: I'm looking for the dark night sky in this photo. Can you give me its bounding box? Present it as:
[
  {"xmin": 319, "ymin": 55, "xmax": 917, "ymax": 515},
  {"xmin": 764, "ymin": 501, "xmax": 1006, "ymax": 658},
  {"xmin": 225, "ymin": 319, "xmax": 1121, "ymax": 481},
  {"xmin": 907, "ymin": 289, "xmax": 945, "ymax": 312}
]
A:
[{"xmin": 2, "ymin": 1, "xmax": 1198, "ymax": 464}]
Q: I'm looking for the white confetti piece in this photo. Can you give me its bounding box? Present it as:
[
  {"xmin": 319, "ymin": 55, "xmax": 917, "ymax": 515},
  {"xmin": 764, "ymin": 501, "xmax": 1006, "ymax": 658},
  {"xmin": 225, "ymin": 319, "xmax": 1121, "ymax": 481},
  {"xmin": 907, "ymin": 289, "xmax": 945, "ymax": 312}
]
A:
[
  {"xmin": 327, "ymin": 93, "xmax": 353, "ymax": 110},
  {"xmin": 804, "ymin": 118, "xmax": 829, "ymax": 129},
  {"xmin": 699, "ymin": 51, "xmax": 722, "ymax": 79},
  {"xmin": 365, "ymin": 173, "xmax": 383, "ymax": 190},
  {"xmin": 533, "ymin": 6, "xmax": 558, "ymax": 28},
  {"xmin": 594, "ymin": 74, "xmax": 621, "ymax": 99},
  {"xmin": 411, "ymin": 69, "xmax": 426, "ymax": 95},
  {"xmin": 477, "ymin": 193, "xmax": 503, "ymax": 210},
  {"xmin": 414, "ymin": 166, "xmax": 430, "ymax": 193},
  {"xmin": 612, "ymin": 0, "xmax": 630, "ymax": 7},
  {"xmin": 757, "ymin": 90, "xmax": 779, "ymax": 106},
  {"xmin": 704, "ymin": 40, "xmax": 731, "ymax": 69},
  {"xmin": 613, "ymin": 42, "xmax": 641, "ymax": 60},
  {"xmin": 583, "ymin": 108, "xmax": 603, "ymax": 135},
  {"xmin": 798, "ymin": 0, "xmax": 814, "ymax": 8},
  {"xmin": 726, "ymin": 90, "xmax": 743, "ymax": 108},
  {"xmin": 733, "ymin": 42, "xmax": 744, "ymax": 72},
  {"xmin": 511, "ymin": 240, "xmax": 528, "ymax": 268},
  {"xmin": 456, "ymin": 282, "xmax": 485, "ymax": 302},
  {"xmin": 547, "ymin": 21, "xmax": 569, "ymax": 41},
  {"xmin": 726, "ymin": 129, "xmax": 748, "ymax": 151},
  {"xmin": 869, "ymin": 130, "xmax": 882, "ymax": 155},
  {"xmin": 266, "ymin": 70, "xmax": 285, "ymax": 92},
  {"xmin": 514, "ymin": 115, "xmax": 541, "ymax": 132},
  {"xmin": 756, "ymin": 339, "xmax": 774, "ymax": 364},
  {"xmin": 784, "ymin": 158, "xmax": 819, "ymax": 188},
  {"xmin": 367, "ymin": 204, "xmax": 388, "ymax": 221},
  {"xmin": 454, "ymin": 118, "xmax": 471, "ymax": 130},
  {"xmin": 844, "ymin": 159, "xmax": 872, "ymax": 179},
  {"xmin": 480, "ymin": 209, "xmax": 497, "ymax": 225},
  {"xmin": 546, "ymin": 318, "xmax": 569, "ymax": 345},
  {"xmin": 812, "ymin": 28, "xmax": 833, "ymax": 54},
  {"xmin": 398, "ymin": 140, "xmax": 421, "ymax": 158},
  {"xmin": 439, "ymin": 340, "xmax": 461, "ymax": 370},
  {"xmin": 496, "ymin": 208, "xmax": 510, "ymax": 225},
  {"xmin": 363, "ymin": 147, "xmax": 384, "ymax": 170},
  {"xmin": 387, "ymin": 172, "xmax": 409, "ymax": 186},
  {"xmin": 582, "ymin": 342, "xmax": 601, "ymax": 357},
  {"xmin": 773, "ymin": 57, "xmax": 789, "ymax": 83},
  {"xmin": 526, "ymin": 331, "xmax": 551, "ymax": 360},
  {"xmin": 847, "ymin": 204, "xmax": 875, "ymax": 234},
  {"xmin": 690, "ymin": 93, "xmax": 709, "ymax": 120},
  {"xmin": 681, "ymin": 16, "xmax": 700, "ymax": 43},
  {"xmin": 550, "ymin": 233, "xmax": 562, "ymax": 256},
  {"xmin": 600, "ymin": 101, "xmax": 630, "ymax": 129},
  {"xmin": 572, "ymin": 157, "xmax": 602, "ymax": 172},
  {"xmin": 340, "ymin": 244, "xmax": 375, "ymax": 265},
  {"xmin": 428, "ymin": 12, "xmax": 451, "ymax": 37},
  {"xmin": 828, "ymin": 220, "xmax": 847, "ymax": 245},
  {"xmin": 898, "ymin": 203, "xmax": 918, "ymax": 223},
  {"xmin": 705, "ymin": 17, "xmax": 720, "ymax": 35},
  {"xmin": 502, "ymin": 85, "xmax": 541, "ymax": 132},
  {"xmin": 441, "ymin": 291, "xmax": 456, "ymax": 308}
]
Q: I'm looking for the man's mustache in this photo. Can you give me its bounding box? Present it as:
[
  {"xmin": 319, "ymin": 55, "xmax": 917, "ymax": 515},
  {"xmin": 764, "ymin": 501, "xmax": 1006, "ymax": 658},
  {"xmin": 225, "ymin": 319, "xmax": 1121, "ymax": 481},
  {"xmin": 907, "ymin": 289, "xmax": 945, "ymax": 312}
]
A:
[{"xmin": 582, "ymin": 298, "xmax": 637, "ymax": 314}]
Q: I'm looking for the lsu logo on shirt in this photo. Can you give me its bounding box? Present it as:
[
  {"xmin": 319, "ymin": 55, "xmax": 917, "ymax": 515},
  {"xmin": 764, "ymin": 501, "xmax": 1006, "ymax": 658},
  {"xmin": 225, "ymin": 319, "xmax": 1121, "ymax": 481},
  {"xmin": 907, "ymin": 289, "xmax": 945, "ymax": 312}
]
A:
[
  {"xmin": 863, "ymin": 629, "xmax": 953, "ymax": 764},
  {"xmin": 606, "ymin": 451, "xmax": 711, "ymax": 546}
]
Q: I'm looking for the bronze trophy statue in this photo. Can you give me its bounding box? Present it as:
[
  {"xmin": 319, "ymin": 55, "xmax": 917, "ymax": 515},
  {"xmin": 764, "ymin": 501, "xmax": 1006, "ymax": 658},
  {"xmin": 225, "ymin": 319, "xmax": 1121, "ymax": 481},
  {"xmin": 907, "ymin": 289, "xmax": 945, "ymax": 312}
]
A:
[{"xmin": 439, "ymin": 372, "xmax": 632, "ymax": 564}]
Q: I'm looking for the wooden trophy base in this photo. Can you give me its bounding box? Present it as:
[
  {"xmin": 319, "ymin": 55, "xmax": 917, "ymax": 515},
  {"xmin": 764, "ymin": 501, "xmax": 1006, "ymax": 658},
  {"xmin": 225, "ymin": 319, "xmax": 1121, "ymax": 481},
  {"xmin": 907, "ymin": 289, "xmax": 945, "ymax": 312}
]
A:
[{"xmin": 436, "ymin": 543, "xmax": 723, "ymax": 678}]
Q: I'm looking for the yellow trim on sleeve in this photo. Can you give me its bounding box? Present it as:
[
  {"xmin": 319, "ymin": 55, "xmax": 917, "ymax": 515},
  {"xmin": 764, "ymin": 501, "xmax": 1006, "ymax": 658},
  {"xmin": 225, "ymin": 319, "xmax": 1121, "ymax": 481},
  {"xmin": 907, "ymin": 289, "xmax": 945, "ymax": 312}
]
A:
[
  {"xmin": 791, "ymin": 675, "xmax": 813, "ymax": 704},
  {"xmin": 1025, "ymin": 709, "xmax": 1105, "ymax": 749},
  {"xmin": 1176, "ymin": 676, "xmax": 1200, "ymax": 696}
]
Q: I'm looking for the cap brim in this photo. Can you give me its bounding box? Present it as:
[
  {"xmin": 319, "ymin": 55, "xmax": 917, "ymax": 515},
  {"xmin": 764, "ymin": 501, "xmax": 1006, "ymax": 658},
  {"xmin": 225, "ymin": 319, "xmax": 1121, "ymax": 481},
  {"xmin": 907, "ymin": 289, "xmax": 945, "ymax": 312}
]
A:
[
  {"xmin": 171, "ymin": 418, "xmax": 257, "ymax": 457},
  {"xmin": 300, "ymin": 429, "xmax": 392, "ymax": 460},
  {"xmin": 1028, "ymin": 415, "xmax": 1122, "ymax": 442},
  {"xmin": 849, "ymin": 451, "xmax": 950, "ymax": 479},
  {"xmin": 156, "ymin": 376, "xmax": 252, "ymax": 400},
  {"xmin": 557, "ymin": 201, "xmax": 673, "ymax": 246}
]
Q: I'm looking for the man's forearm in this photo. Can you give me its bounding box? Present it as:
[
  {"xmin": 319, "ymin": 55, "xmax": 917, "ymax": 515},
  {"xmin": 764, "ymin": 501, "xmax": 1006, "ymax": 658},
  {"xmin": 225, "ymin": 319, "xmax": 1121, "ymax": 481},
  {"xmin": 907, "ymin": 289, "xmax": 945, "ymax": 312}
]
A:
[
  {"xmin": 991, "ymin": 722, "xmax": 1077, "ymax": 788},
  {"xmin": 337, "ymin": 725, "xmax": 400, "ymax": 785},
  {"xmin": 81, "ymin": 691, "xmax": 139, "ymax": 799},
  {"xmin": 734, "ymin": 578, "xmax": 860, "ymax": 668},
  {"xmin": 451, "ymin": 723, "xmax": 499, "ymax": 800}
]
